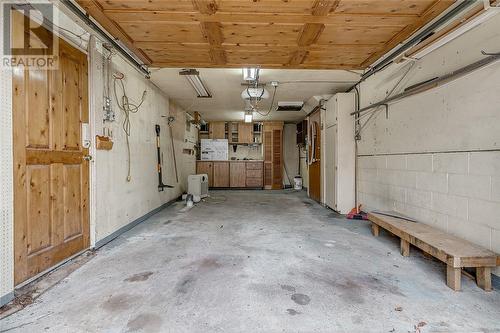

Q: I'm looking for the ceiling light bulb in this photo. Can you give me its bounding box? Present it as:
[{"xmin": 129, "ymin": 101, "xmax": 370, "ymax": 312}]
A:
[
  {"xmin": 244, "ymin": 112, "xmax": 253, "ymax": 123},
  {"xmin": 243, "ymin": 67, "xmax": 259, "ymax": 81}
]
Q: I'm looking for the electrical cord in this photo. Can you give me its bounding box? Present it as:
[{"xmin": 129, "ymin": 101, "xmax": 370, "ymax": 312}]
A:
[
  {"xmin": 113, "ymin": 72, "xmax": 147, "ymax": 182},
  {"xmin": 254, "ymin": 85, "xmax": 278, "ymax": 117}
]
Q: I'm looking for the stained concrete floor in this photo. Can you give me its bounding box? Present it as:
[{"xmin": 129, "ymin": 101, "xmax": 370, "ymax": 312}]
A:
[{"xmin": 1, "ymin": 190, "xmax": 500, "ymax": 333}]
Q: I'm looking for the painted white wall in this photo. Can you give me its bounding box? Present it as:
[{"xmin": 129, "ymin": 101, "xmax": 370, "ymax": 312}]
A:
[
  {"xmin": 90, "ymin": 51, "xmax": 193, "ymax": 242},
  {"xmin": 357, "ymin": 14, "xmax": 500, "ymax": 276}
]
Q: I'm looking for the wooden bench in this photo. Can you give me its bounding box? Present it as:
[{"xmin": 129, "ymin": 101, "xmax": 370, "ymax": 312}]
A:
[{"xmin": 368, "ymin": 212, "xmax": 499, "ymax": 291}]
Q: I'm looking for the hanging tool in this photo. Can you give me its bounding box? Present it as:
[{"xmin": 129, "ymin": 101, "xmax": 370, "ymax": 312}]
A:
[
  {"xmin": 167, "ymin": 116, "xmax": 179, "ymax": 183},
  {"xmin": 155, "ymin": 124, "xmax": 174, "ymax": 191}
]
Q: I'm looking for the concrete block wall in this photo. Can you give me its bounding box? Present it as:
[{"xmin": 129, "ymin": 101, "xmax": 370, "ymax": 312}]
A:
[
  {"xmin": 357, "ymin": 14, "xmax": 500, "ymax": 277},
  {"xmin": 358, "ymin": 152, "xmax": 500, "ymax": 275}
]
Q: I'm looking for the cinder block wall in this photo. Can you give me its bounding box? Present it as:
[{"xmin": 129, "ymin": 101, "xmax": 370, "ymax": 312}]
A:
[
  {"xmin": 358, "ymin": 152, "xmax": 500, "ymax": 267},
  {"xmin": 357, "ymin": 15, "xmax": 500, "ymax": 277}
]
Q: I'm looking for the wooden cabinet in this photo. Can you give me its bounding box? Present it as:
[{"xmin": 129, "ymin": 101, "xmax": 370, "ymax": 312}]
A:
[
  {"xmin": 263, "ymin": 122, "xmax": 283, "ymax": 189},
  {"xmin": 196, "ymin": 161, "xmax": 213, "ymax": 187},
  {"xmin": 197, "ymin": 161, "xmax": 263, "ymax": 188},
  {"xmin": 238, "ymin": 123, "xmax": 253, "ymax": 143},
  {"xmin": 230, "ymin": 162, "xmax": 246, "ymax": 187},
  {"xmin": 213, "ymin": 161, "xmax": 229, "ymax": 187},
  {"xmin": 246, "ymin": 162, "xmax": 263, "ymax": 187},
  {"xmin": 209, "ymin": 122, "xmax": 226, "ymax": 139}
]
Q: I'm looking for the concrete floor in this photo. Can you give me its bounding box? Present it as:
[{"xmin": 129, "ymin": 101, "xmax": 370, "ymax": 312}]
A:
[{"xmin": 1, "ymin": 190, "xmax": 499, "ymax": 333}]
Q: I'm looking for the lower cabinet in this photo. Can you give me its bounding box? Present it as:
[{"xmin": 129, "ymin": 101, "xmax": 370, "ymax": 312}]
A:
[
  {"xmin": 246, "ymin": 162, "xmax": 263, "ymax": 188},
  {"xmin": 196, "ymin": 161, "xmax": 213, "ymax": 187},
  {"xmin": 230, "ymin": 162, "xmax": 246, "ymax": 187},
  {"xmin": 213, "ymin": 162, "xmax": 229, "ymax": 187},
  {"xmin": 196, "ymin": 161, "xmax": 263, "ymax": 189}
]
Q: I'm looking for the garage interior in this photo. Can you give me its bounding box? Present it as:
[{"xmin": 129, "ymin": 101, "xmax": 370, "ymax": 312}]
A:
[{"xmin": 1, "ymin": 0, "xmax": 500, "ymax": 332}]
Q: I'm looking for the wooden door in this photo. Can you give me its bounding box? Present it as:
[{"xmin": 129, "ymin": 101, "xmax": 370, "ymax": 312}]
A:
[
  {"xmin": 196, "ymin": 161, "xmax": 213, "ymax": 187},
  {"xmin": 238, "ymin": 123, "xmax": 253, "ymax": 143},
  {"xmin": 263, "ymin": 122, "xmax": 283, "ymax": 189},
  {"xmin": 209, "ymin": 122, "xmax": 226, "ymax": 139},
  {"xmin": 13, "ymin": 37, "xmax": 89, "ymax": 284},
  {"xmin": 272, "ymin": 129, "xmax": 283, "ymax": 189},
  {"xmin": 213, "ymin": 162, "xmax": 229, "ymax": 187},
  {"xmin": 230, "ymin": 162, "xmax": 246, "ymax": 187},
  {"xmin": 308, "ymin": 111, "xmax": 321, "ymax": 202}
]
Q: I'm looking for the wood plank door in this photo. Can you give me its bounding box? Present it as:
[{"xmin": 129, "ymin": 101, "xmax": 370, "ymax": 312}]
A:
[
  {"xmin": 13, "ymin": 35, "xmax": 90, "ymax": 284},
  {"xmin": 308, "ymin": 111, "xmax": 321, "ymax": 202}
]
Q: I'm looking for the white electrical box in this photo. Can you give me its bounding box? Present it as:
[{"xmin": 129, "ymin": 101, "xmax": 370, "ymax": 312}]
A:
[{"xmin": 322, "ymin": 93, "xmax": 355, "ymax": 214}]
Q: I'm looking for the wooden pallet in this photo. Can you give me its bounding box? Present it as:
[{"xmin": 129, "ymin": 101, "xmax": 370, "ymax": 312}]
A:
[{"xmin": 368, "ymin": 212, "xmax": 499, "ymax": 291}]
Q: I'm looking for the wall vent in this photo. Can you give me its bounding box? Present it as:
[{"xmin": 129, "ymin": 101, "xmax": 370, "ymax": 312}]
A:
[{"xmin": 276, "ymin": 101, "xmax": 304, "ymax": 112}]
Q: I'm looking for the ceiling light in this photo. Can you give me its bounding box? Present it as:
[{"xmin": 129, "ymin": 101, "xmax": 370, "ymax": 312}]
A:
[
  {"xmin": 243, "ymin": 67, "xmax": 259, "ymax": 81},
  {"xmin": 179, "ymin": 69, "xmax": 211, "ymax": 98},
  {"xmin": 244, "ymin": 111, "xmax": 253, "ymax": 123},
  {"xmin": 241, "ymin": 87, "xmax": 270, "ymax": 100}
]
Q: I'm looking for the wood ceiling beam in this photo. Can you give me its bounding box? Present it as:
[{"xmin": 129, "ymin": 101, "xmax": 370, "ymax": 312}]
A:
[
  {"xmin": 288, "ymin": 50, "xmax": 309, "ymax": 66},
  {"xmin": 76, "ymin": 0, "xmax": 152, "ymax": 65},
  {"xmin": 192, "ymin": 0, "xmax": 218, "ymax": 15},
  {"xmin": 103, "ymin": 11, "xmax": 415, "ymax": 27},
  {"xmin": 290, "ymin": 0, "xmax": 336, "ymax": 66},
  {"xmin": 209, "ymin": 48, "xmax": 227, "ymax": 65},
  {"xmin": 311, "ymin": 0, "xmax": 340, "ymax": 16},
  {"xmin": 201, "ymin": 22, "xmax": 224, "ymax": 46},
  {"xmin": 297, "ymin": 23, "xmax": 325, "ymax": 47},
  {"xmin": 194, "ymin": 1, "xmax": 228, "ymax": 66}
]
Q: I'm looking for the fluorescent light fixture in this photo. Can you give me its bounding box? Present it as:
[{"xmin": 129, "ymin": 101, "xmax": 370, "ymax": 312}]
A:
[
  {"xmin": 243, "ymin": 67, "xmax": 259, "ymax": 81},
  {"xmin": 244, "ymin": 111, "xmax": 253, "ymax": 123},
  {"xmin": 411, "ymin": 7, "xmax": 500, "ymax": 59},
  {"xmin": 179, "ymin": 69, "xmax": 211, "ymax": 98}
]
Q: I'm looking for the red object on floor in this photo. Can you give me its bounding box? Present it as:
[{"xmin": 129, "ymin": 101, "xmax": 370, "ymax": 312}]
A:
[{"xmin": 347, "ymin": 205, "xmax": 368, "ymax": 220}]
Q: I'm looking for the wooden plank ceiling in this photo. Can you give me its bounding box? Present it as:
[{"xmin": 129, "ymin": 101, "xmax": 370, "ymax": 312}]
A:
[{"xmin": 77, "ymin": 0, "xmax": 454, "ymax": 69}]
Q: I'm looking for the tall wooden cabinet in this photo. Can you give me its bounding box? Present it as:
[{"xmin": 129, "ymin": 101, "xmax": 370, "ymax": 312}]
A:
[{"xmin": 263, "ymin": 122, "xmax": 284, "ymax": 189}]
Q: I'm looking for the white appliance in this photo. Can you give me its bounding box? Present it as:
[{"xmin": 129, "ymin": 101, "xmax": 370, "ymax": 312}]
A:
[
  {"xmin": 201, "ymin": 139, "xmax": 228, "ymax": 161},
  {"xmin": 322, "ymin": 93, "xmax": 355, "ymax": 214},
  {"xmin": 188, "ymin": 174, "xmax": 209, "ymax": 199}
]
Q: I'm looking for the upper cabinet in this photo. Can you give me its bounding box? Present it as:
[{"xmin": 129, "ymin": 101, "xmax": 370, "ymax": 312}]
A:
[
  {"xmin": 202, "ymin": 121, "xmax": 262, "ymax": 145},
  {"xmin": 238, "ymin": 123, "xmax": 253, "ymax": 144},
  {"xmin": 209, "ymin": 121, "xmax": 226, "ymax": 139}
]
